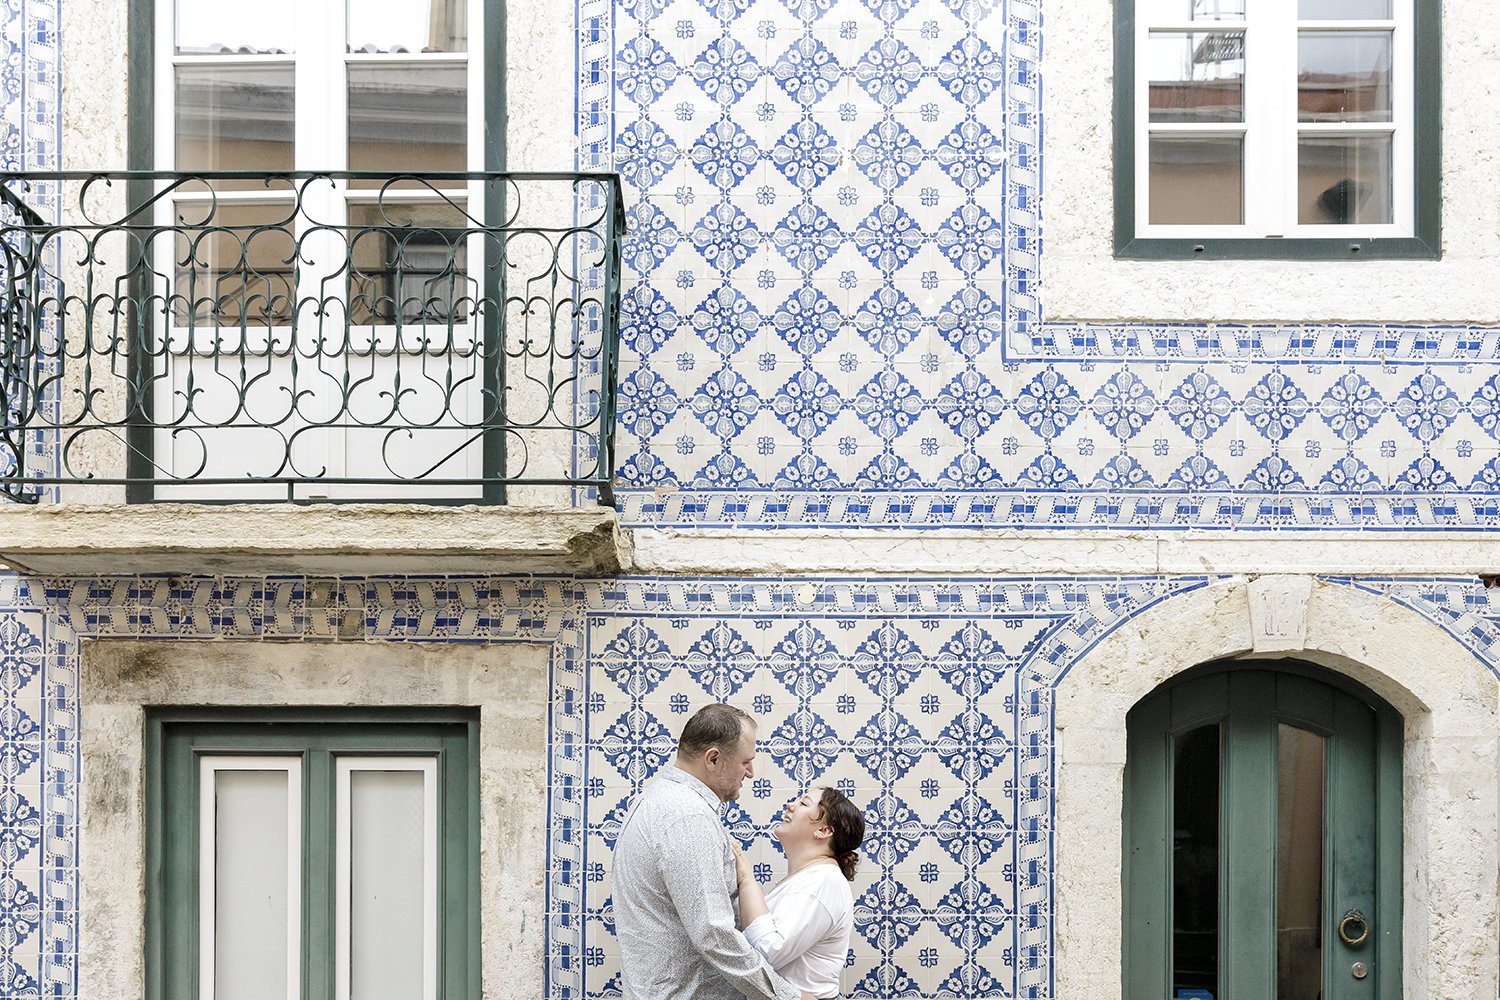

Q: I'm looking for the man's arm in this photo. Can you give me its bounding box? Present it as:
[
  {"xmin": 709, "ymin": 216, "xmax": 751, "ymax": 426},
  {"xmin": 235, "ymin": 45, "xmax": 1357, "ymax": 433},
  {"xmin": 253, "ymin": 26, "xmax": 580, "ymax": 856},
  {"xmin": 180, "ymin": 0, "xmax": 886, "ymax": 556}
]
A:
[{"xmin": 656, "ymin": 814, "xmax": 801, "ymax": 1000}]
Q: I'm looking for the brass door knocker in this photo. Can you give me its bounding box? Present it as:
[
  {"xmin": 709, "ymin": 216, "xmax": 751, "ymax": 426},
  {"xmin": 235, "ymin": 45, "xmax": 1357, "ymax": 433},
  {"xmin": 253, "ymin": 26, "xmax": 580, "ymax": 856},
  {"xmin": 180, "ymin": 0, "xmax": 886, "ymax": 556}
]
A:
[{"xmin": 1338, "ymin": 908, "xmax": 1370, "ymax": 947}]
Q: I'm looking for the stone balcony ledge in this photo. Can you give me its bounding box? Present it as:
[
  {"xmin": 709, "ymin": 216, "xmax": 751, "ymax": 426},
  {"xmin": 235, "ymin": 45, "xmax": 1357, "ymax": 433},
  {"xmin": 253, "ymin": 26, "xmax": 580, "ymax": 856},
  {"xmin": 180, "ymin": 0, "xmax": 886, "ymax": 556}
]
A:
[{"xmin": 0, "ymin": 503, "xmax": 624, "ymax": 576}]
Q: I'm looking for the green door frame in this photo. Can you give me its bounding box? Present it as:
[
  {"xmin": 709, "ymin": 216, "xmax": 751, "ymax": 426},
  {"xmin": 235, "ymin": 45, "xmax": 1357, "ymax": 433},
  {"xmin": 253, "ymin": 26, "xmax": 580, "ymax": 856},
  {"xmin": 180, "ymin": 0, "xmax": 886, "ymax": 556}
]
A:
[
  {"xmin": 1124, "ymin": 661, "xmax": 1403, "ymax": 1000},
  {"xmin": 144, "ymin": 707, "xmax": 481, "ymax": 1000}
]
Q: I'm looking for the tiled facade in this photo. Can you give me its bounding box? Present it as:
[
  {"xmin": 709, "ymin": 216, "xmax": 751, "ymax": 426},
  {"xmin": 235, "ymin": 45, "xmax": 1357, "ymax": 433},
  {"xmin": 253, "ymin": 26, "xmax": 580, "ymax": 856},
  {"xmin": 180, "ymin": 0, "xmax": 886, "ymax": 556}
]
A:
[
  {"xmin": 0, "ymin": 574, "xmax": 1495, "ymax": 997},
  {"xmin": 4, "ymin": 0, "xmax": 1499, "ymax": 998}
]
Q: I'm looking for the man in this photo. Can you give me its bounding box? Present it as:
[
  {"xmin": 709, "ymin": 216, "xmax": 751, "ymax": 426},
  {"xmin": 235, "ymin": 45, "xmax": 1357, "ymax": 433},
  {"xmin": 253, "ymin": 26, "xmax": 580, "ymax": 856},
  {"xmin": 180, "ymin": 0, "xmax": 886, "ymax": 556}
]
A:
[{"xmin": 613, "ymin": 703, "xmax": 813, "ymax": 1000}]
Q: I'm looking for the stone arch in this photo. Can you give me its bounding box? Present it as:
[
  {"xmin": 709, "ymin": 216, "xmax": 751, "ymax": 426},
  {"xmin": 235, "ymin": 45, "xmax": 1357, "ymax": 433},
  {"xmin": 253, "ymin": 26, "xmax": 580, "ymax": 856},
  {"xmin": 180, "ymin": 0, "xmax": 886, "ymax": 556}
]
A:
[{"xmin": 1053, "ymin": 575, "xmax": 1498, "ymax": 1000}]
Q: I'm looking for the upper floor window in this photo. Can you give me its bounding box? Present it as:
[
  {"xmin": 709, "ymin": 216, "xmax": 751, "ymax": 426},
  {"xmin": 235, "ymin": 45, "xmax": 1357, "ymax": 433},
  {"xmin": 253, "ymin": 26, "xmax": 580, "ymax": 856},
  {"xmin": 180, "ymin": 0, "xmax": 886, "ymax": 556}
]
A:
[
  {"xmin": 1114, "ymin": 0, "xmax": 1439, "ymax": 259},
  {"xmin": 163, "ymin": 0, "xmax": 475, "ymax": 177}
]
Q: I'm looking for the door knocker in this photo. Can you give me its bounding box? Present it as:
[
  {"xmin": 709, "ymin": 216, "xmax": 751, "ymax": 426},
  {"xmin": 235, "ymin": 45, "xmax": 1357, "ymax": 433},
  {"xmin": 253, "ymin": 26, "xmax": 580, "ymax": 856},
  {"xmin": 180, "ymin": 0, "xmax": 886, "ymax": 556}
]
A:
[{"xmin": 1338, "ymin": 907, "xmax": 1370, "ymax": 947}]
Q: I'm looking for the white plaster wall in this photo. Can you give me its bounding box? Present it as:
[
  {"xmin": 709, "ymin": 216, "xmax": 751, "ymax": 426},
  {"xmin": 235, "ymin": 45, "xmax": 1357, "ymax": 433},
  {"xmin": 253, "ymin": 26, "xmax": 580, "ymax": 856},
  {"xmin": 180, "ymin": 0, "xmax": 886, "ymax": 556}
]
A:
[
  {"xmin": 1043, "ymin": 0, "xmax": 1500, "ymax": 324},
  {"xmin": 77, "ymin": 639, "xmax": 553, "ymax": 1000},
  {"xmin": 1053, "ymin": 576, "xmax": 1500, "ymax": 999}
]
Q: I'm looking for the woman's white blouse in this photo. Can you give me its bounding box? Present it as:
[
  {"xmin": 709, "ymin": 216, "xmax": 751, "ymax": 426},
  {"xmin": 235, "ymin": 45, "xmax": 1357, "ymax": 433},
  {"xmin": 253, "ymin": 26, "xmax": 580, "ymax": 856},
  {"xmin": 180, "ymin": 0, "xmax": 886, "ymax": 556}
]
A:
[{"xmin": 743, "ymin": 862, "xmax": 854, "ymax": 999}]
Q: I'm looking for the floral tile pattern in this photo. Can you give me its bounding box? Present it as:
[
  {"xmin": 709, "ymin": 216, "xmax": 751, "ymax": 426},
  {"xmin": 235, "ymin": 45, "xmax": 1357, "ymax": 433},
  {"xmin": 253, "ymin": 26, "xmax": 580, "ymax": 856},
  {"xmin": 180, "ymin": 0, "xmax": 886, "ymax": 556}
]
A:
[
  {"xmin": 574, "ymin": 0, "xmax": 1500, "ymax": 529},
  {"xmin": 0, "ymin": 574, "xmax": 1489, "ymax": 997}
]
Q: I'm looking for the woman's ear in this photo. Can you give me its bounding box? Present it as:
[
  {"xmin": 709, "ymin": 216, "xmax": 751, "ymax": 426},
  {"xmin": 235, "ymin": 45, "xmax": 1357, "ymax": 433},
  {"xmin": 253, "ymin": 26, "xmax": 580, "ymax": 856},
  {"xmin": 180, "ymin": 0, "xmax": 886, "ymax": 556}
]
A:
[{"xmin": 813, "ymin": 823, "xmax": 832, "ymax": 841}]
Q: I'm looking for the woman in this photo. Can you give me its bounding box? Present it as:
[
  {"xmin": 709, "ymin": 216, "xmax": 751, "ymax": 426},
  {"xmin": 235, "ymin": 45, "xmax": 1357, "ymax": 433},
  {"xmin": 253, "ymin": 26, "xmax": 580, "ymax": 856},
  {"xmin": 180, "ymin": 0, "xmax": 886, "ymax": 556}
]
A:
[{"xmin": 732, "ymin": 787, "xmax": 866, "ymax": 1000}]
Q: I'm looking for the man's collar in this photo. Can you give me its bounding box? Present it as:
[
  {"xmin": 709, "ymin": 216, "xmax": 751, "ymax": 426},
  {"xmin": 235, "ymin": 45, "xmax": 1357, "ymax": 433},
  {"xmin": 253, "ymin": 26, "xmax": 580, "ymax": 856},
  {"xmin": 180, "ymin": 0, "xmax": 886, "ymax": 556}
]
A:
[{"xmin": 663, "ymin": 763, "xmax": 725, "ymax": 814}]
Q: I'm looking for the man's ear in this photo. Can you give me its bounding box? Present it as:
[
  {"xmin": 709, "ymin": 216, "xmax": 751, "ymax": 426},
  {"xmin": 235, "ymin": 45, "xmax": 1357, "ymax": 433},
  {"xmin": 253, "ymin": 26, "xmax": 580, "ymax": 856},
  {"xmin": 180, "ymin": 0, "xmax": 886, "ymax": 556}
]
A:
[{"xmin": 703, "ymin": 747, "xmax": 720, "ymax": 769}]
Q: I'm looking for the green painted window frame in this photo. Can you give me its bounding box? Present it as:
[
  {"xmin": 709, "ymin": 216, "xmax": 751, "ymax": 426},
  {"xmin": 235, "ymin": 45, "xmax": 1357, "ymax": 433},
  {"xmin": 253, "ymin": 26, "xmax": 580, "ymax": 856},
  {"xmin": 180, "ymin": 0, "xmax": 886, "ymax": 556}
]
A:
[
  {"xmin": 145, "ymin": 707, "xmax": 481, "ymax": 1000},
  {"xmin": 1122, "ymin": 661, "xmax": 1403, "ymax": 1000},
  {"xmin": 1113, "ymin": 1, "xmax": 1440, "ymax": 260}
]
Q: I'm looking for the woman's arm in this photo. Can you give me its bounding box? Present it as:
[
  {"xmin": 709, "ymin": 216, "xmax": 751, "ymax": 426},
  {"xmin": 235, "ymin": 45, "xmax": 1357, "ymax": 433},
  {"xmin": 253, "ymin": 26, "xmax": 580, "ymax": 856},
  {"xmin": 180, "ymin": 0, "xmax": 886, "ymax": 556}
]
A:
[{"xmin": 732, "ymin": 840, "xmax": 770, "ymax": 928}]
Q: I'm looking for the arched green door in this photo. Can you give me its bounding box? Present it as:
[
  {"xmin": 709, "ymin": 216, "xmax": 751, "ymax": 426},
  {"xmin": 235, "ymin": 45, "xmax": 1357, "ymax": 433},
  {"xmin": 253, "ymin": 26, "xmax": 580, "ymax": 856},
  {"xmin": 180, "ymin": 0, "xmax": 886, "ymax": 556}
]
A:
[{"xmin": 1124, "ymin": 664, "xmax": 1402, "ymax": 1000}]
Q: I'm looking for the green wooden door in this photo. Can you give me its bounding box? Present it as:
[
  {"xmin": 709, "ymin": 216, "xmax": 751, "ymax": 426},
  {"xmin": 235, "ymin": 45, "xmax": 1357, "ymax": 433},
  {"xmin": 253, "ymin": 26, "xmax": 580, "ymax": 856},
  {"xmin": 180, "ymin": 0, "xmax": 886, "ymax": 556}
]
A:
[{"xmin": 1124, "ymin": 665, "xmax": 1402, "ymax": 1000}]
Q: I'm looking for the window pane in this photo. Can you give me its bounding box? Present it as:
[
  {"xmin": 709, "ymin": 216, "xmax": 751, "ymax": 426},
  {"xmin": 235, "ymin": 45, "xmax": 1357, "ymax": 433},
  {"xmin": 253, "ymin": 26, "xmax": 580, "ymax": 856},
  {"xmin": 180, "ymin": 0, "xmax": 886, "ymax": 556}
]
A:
[
  {"xmin": 1149, "ymin": 135, "xmax": 1244, "ymax": 224},
  {"xmin": 348, "ymin": 0, "xmax": 467, "ymax": 53},
  {"xmin": 1172, "ymin": 725, "xmax": 1220, "ymax": 997},
  {"xmin": 176, "ymin": 0, "xmax": 294, "ymax": 54},
  {"xmin": 1277, "ymin": 725, "xmax": 1326, "ymax": 1000},
  {"xmin": 348, "ymin": 64, "xmax": 466, "ymax": 181},
  {"xmin": 1300, "ymin": 0, "xmax": 1391, "ymax": 18},
  {"xmin": 347, "ymin": 201, "xmax": 470, "ymax": 325},
  {"xmin": 174, "ymin": 201, "xmax": 298, "ymax": 325},
  {"xmin": 1299, "ymin": 31, "xmax": 1392, "ymax": 122},
  {"xmin": 1139, "ymin": 0, "xmax": 1245, "ymax": 20},
  {"xmin": 1298, "ymin": 134, "xmax": 1392, "ymax": 224},
  {"xmin": 213, "ymin": 770, "xmax": 292, "ymax": 1000},
  {"xmin": 1148, "ymin": 32, "xmax": 1245, "ymax": 122},
  {"xmin": 349, "ymin": 769, "xmax": 429, "ymax": 1000},
  {"xmin": 176, "ymin": 65, "xmax": 294, "ymax": 177}
]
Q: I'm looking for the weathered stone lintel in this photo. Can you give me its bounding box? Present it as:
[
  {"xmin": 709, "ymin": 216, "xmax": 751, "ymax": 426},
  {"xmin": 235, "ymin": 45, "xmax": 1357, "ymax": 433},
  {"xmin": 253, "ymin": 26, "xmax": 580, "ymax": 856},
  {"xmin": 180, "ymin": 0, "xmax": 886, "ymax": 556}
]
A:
[{"xmin": 0, "ymin": 503, "xmax": 624, "ymax": 576}]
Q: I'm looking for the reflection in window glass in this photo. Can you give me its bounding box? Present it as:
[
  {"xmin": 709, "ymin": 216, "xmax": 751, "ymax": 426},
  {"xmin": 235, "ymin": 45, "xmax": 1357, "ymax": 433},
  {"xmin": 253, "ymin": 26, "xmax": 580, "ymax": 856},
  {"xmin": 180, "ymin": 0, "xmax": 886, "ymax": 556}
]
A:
[
  {"xmin": 1298, "ymin": 134, "xmax": 1392, "ymax": 224},
  {"xmin": 174, "ymin": 201, "xmax": 298, "ymax": 326},
  {"xmin": 176, "ymin": 0, "xmax": 295, "ymax": 54},
  {"xmin": 1148, "ymin": 32, "xmax": 1245, "ymax": 122},
  {"xmin": 347, "ymin": 202, "xmax": 471, "ymax": 325},
  {"xmin": 1298, "ymin": 31, "xmax": 1392, "ymax": 122},
  {"xmin": 1300, "ymin": 0, "xmax": 1391, "ymax": 18},
  {"xmin": 176, "ymin": 65, "xmax": 295, "ymax": 176},
  {"xmin": 1149, "ymin": 135, "xmax": 1244, "ymax": 224},
  {"xmin": 348, "ymin": 0, "xmax": 467, "ymax": 53},
  {"xmin": 348, "ymin": 64, "xmax": 467, "ymax": 182},
  {"xmin": 1172, "ymin": 725, "xmax": 1220, "ymax": 998},
  {"xmin": 1276, "ymin": 725, "xmax": 1326, "ymax": 1000},
  {"xmin": 1139, "ymin": 0, "xmax": 1245, "ymax": 20}
]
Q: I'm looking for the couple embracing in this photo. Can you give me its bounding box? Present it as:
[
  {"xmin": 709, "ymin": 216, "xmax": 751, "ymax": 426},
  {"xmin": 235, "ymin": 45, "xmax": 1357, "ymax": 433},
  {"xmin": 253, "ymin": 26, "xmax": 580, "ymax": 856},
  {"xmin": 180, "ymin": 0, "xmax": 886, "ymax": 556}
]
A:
[{"xmin": 612, "ymin": 704, "xmax": 867, "ymax": 1000}]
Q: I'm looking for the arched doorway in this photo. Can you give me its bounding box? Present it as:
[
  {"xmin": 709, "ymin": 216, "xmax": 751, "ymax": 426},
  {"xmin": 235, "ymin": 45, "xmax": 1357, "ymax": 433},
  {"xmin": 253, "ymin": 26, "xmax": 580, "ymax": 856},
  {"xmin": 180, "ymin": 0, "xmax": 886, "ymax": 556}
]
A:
[{"xmin": 1124, "ymin": 661, "xmax": 1402, "ymax": 1000}]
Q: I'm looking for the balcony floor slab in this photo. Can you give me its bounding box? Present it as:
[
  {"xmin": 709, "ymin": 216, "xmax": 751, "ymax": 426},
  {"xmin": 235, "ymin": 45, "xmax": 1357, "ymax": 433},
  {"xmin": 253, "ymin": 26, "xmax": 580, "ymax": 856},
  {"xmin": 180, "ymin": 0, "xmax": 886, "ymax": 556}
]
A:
[{"xmin": 0, "ymin": 503, "xmax": 623, "ymax": 576}]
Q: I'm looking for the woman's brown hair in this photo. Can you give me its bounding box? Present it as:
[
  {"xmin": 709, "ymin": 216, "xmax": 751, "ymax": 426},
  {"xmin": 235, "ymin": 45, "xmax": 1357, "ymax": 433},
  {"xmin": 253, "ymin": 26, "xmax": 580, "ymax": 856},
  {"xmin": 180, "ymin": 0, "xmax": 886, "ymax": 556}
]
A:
[{"xmin": 817, "ymin": 786, "xmax": 866, "ymax": 881}]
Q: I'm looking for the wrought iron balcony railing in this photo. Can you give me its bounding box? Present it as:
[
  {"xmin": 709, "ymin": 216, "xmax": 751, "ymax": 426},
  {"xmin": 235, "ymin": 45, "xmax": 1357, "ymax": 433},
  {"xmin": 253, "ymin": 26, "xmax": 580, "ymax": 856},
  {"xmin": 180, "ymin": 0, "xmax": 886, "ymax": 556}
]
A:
[{"xmin": 0, "ymin": 171, "xmax": 623, "ymax": 505}]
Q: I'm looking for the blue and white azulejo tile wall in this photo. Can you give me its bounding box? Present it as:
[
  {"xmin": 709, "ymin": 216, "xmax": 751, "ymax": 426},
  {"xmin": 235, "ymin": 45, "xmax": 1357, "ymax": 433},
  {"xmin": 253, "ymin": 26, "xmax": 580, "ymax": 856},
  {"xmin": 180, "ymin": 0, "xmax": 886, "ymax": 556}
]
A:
[
  {"xmin": 579, "ymin": 0, "xmax": 1500, "ymax": 531},
  {"xmin": 0, "ymin": 574, "xmax": 1496, "ymax": 998}
]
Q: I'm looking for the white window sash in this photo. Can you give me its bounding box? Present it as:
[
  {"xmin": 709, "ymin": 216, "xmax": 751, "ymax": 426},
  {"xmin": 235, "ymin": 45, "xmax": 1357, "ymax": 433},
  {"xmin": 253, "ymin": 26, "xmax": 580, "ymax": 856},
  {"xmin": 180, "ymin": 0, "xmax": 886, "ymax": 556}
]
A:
[{"xmin": 1135, "ymin": 1, "xmax": 1415, "ymax": 240}]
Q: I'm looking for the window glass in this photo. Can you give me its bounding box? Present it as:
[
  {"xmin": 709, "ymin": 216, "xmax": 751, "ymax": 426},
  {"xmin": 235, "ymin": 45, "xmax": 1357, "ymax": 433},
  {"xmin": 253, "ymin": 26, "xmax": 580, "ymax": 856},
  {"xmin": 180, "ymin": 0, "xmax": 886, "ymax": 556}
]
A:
[
  {"xmin": 173, "ymin": 201, "xmax": 298, "ymax": 325},
  {"xmin": 1172, "ymin": 725, "xmax": 1221, "ymax": 997},
  {"xmin": 1148, "ymin": 31, "xmax": 1245, "ymax": 122},
  {"xmin": 1297, "ymin": 134, "xmax": 1392, "ymax": 224},
  {"xmin": 347, "ymin": 64, "xmax": 467, "ymax": 180},
  {"xmin": 176, "ymin": 0, "xmax": 295, "ymax": 54},
  {"xmin": 1276, "ymin": 725, "xmax": 1326, "ymax": 1000},
  {"xmin": 347, "ymin": 201, "xmax": 470, "ymax": 325},
  {"xmin": 348, "ymin": 0, "xmax": 467, "ymax": 53},
  {"xmin": 1298, "ymin": 31, "xmax": 1393, "ymax": 122},
  {"xmin": 1139, "ymin": 0, "xmax": 1246, "ymax": 20},
  {"xmin": 348, "ymin": 767, "xmax": 431, "ymax": 1000},
  {"xmin": 210, "ymin": 767, "xmax": 295, "ymax": 1000},
  {"xmin": 175, "ymin": 65, "xmax": 295, "ymax": 175},
  {"xmin": 1149, "ymin": 135, "xmax": 1244, "ymax": 225},
  {"xmin": 1300, "ymin": 0, "xmax": 1391, "ymax": 18}
]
